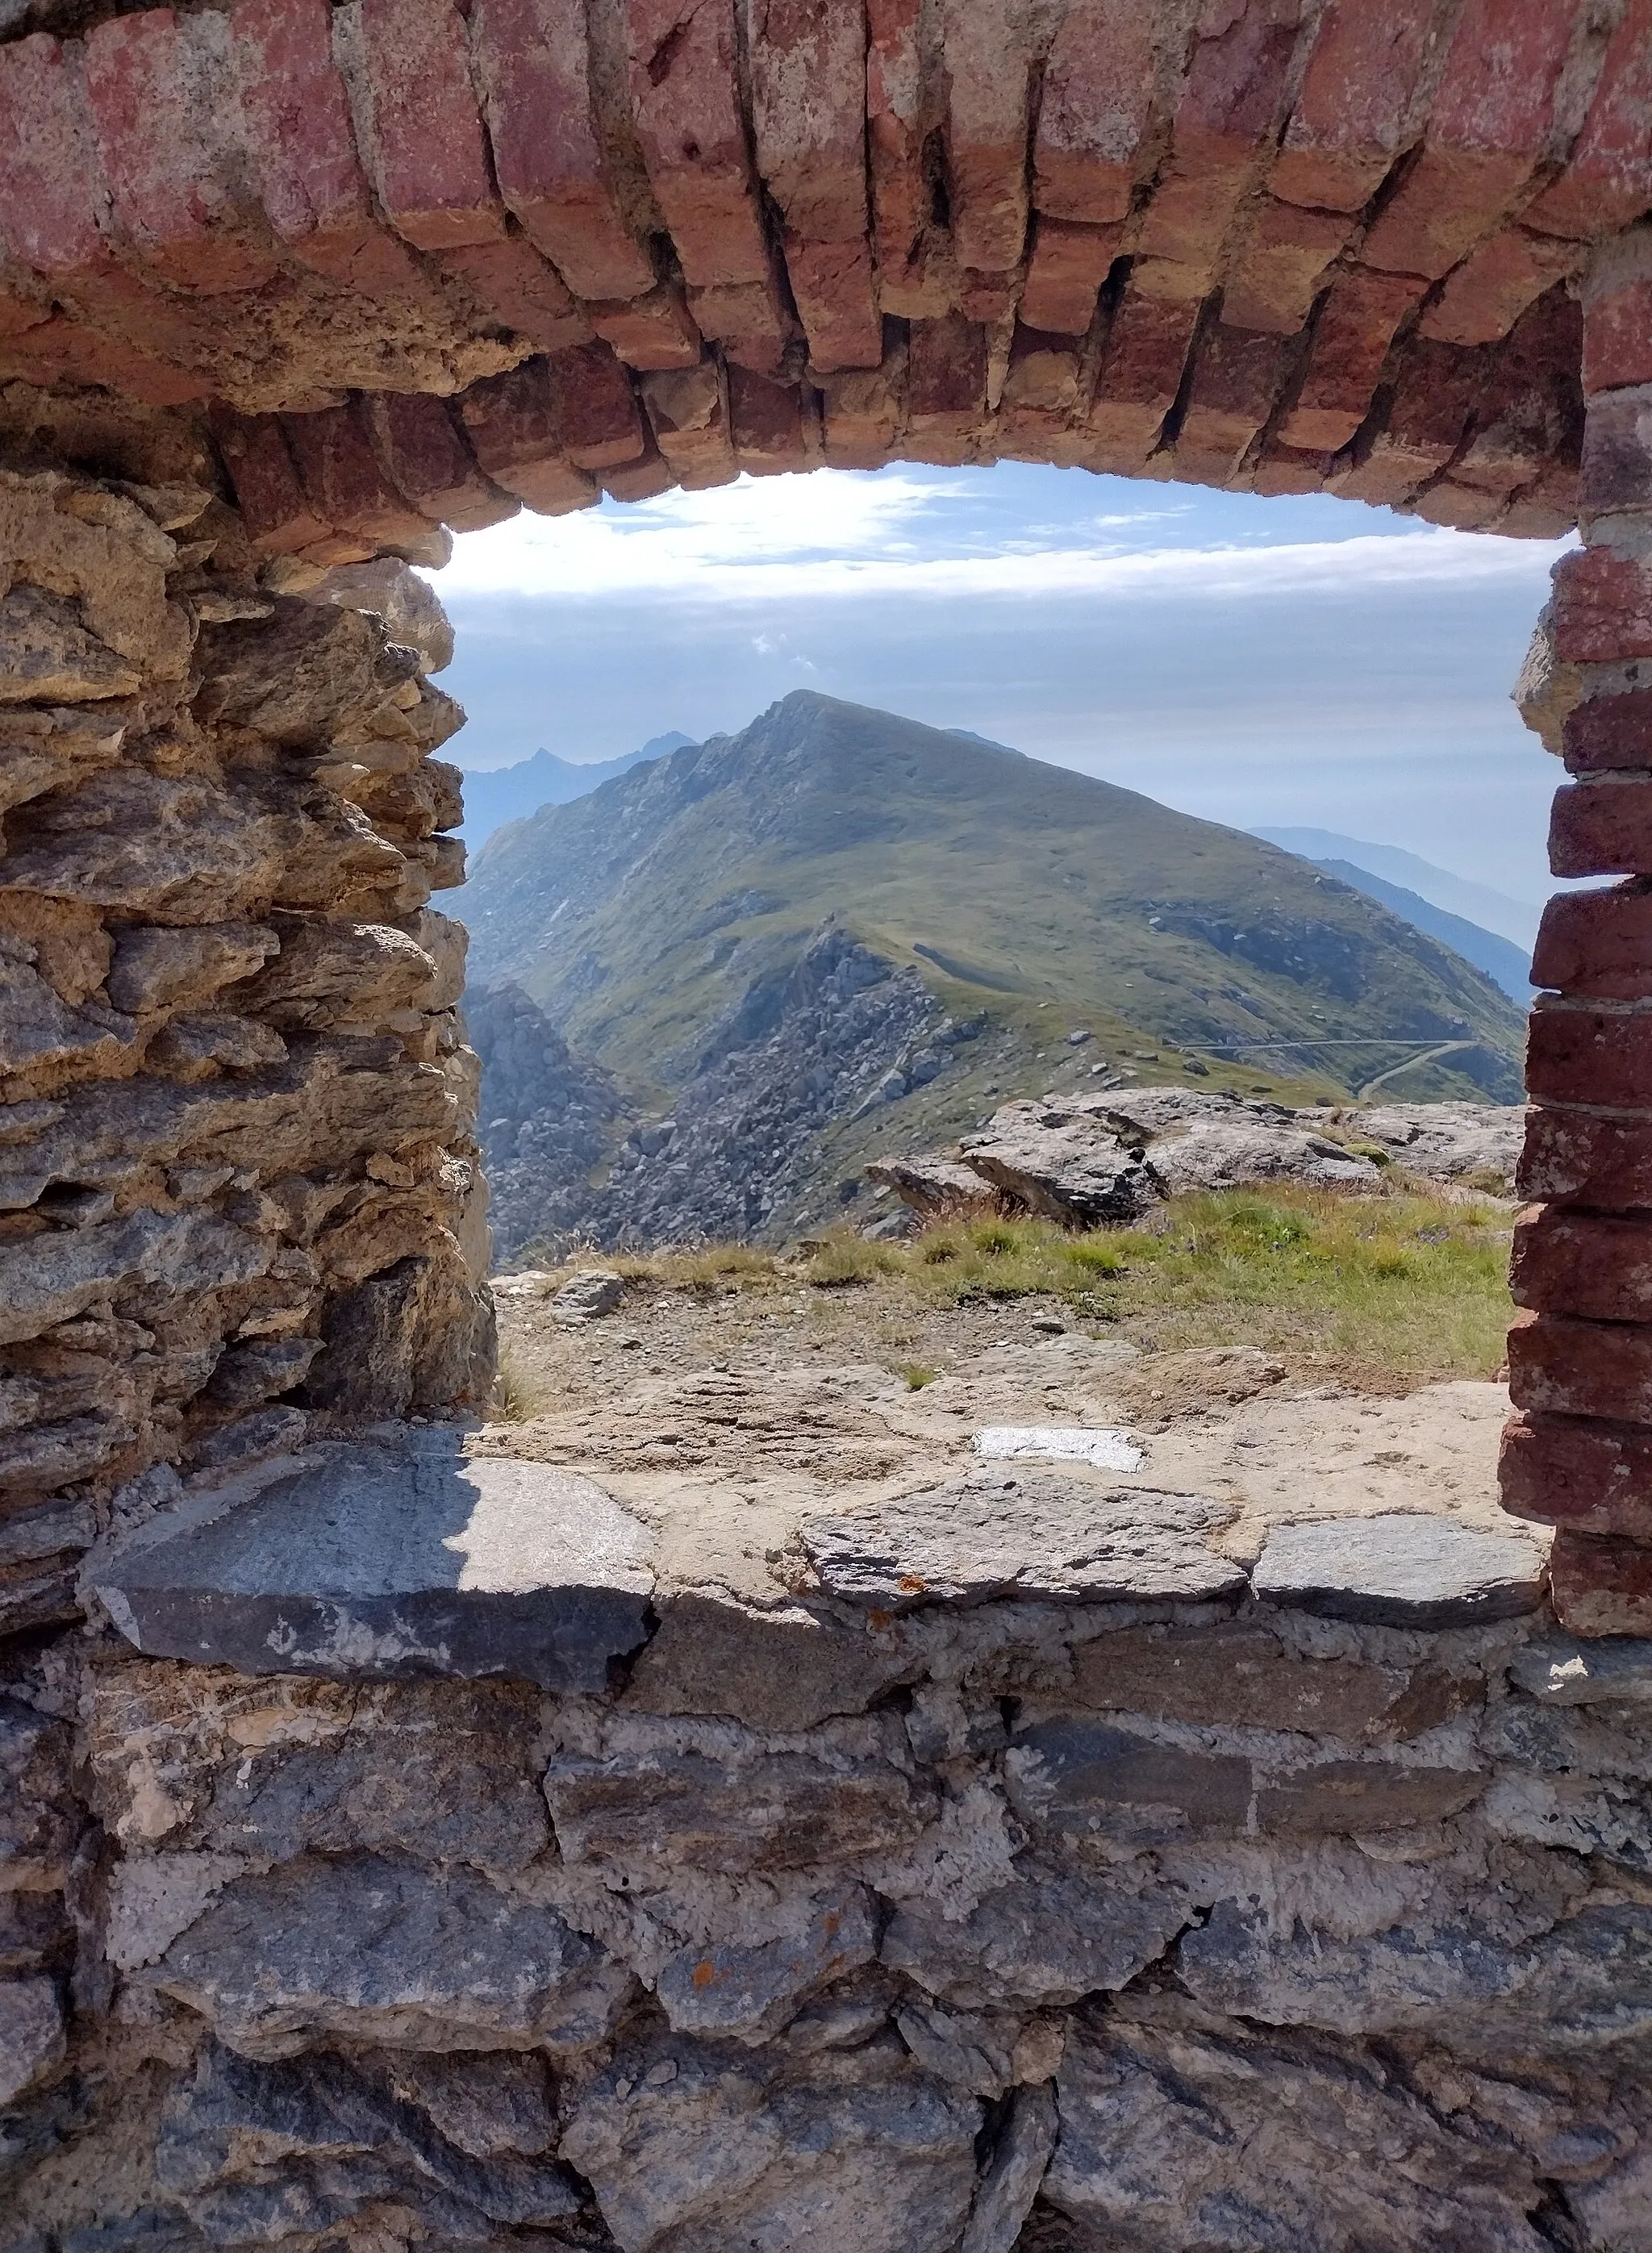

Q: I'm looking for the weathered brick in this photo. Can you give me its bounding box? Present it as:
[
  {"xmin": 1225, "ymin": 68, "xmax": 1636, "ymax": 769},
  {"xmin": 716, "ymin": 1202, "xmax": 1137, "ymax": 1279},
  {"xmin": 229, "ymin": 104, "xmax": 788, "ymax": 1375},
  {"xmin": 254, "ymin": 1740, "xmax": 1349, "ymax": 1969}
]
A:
[
  {"xmin": 782, "ymin": 236, "xmax": 882, "ymax": 373},
  {"xmin": 1020, "ymin": 218, "xmax": 1120, "ymax": 336},
  {"xmin": 0, "ymin": 310, "xmax": 210, "ymax": 407},
  {"xmin": 1443, "ymin": 285, "xmax": 1582, "ymax": 503},
  {"xmin": 1550, "ymin": 1525, "xmax": 1652, "ymax": 1638},
  {"xmin": 0, "ymin": 34, "xmax": 106, "ymax": 277},
  {"xmin": 469, "ymin": 0, "xmax": 655, "ymax": 301},
  {"xmin": 1508, "ymin": 1308, "xmax": 1652, "ymax": 1424},
  {"xmin": 1522, "ymin": 0, "xmax": 1652, "ymax": 244},
  {"xmin": 1408, "ymin": 481, "xmax": 1508, "ymax": 532},
  {"xmin": 1513, "ymin": 1207, "xmax": 1652, "ymax": 1324},
  {"xmin": 999, "ymin": 328, "xmax": 1083, "ymax": 449},
  {"xmin": 1500, "ymin": 492, "xmax": 1576, "ymax": 541},
  {"xmin": 1090, "ymin": 285, "xmax": 1199, "ymax": 461},
  {"xmin": 545, "ymin": 342, "xmax": 645, "ymax": 469},
  {"xmin": 83, "ymin": 10, "xmax": 277, "ymax": 295},
  {"xmin": 1526, "ymin": 1001, "xmax": 1652, "ymax": 1111},
  {"xmin": 1279, "ymin": 269, "xmax": 1420, "ymax": 452},
  {"xmin": 1137, "ymin": 0, "xmax": 1301, "ymax": 285},
  {"xmin": 1033, "ymin": 0, "xmax": 1156, "ymax": 225},
  {"xmin": 589, "ymin": 282, "xmax": 703, "ymax": 372},
  {"xmin": 441, "ymin": 232, "xmax": 591, "ymax": 351},
  {"xmin": 1554, "ymin": 549, "xmax": 1652, "ymax": 665},
  {"xmin": 1519, "ymin": 1105, "xmax": 1652, "ymax": 1208},
  {"xmin": 1501, "ymin": 1410, "xmax": 1652, "ymax": 1541},
  {"xmin": 728, "ymin": 365, "xmax": 808, "ymax": 474},
  {"xmin": 942, "ymin": 0, "xmax": 1033, "ymax": 277},
  {"xmin": 1550, "ymin": 780, "xmax": 1652, "ymax": 879},
  {"xmin": 866, "ymin": 0, "xmax": 932, "ymax": 313},
  {"xmin": 1180, "ymin": 323, "xmax": 1291, "ymax": 461},
  {"xmin": 455, "ymin": 360, "xmax": 599, "ymax": 514},
  {"xmin": 1250, "ymin": 443, "xmax": 1335, "ymax": 494},
  {"xmin": 283, "ymin": 403, "xmax": 437, "ymax": 547},
  {"xmin": 1422, "ymin": 228, "xmax": 1585, "ymax": 350},
  {"xmin": 625, "ymin": 0, "xmax": 769, "ymax": 288},
  {"xmin": 601, "ymin": 443, "xmax": 676, "ymax": 503},
  {"xmin": 642, "ymin": 361, "xmax": 736, "ymax": 485},
  {"xmin": 1274, "ymin": 0, "xmax": 1436, "ymax": 212},
  {"xmin": 1222, "ymin": 200, "xmax": 1352, "ymax": 336},
  {"xmin": 908, "ymin": 314, "xmax": 987, "ymax": 436},
  {"xmin": 1564, "ymin": 688, "xmax": 1652, "ymax": 777},
  {"xmin": 1578, "ymin": 386, "xmax": 1652, "ymax": 526},
  {"xmin": 818, "ymin": 361, "xmax": 903, "ymax": 469},
  {"xmin": 957, "ymin": 268, "xmax": 1020, "ymax": 325},
  {"xmin": 1533, "ymin": 883, "xmax": 1652, "ymax": 999},
  {"xmin": 1583, "ymin": 230, "xmax": 1652, "ymax": 398},
  {"xmin": 746, "ymin": 0, "xmax": 866, "ymax": 243},
  {"xmin": 343, "ymin": 0, "xmax": 503, "ymax": 251},
  {"xmin": 211, "ymin": 410, "xmax": 334, "ymax": 553},
  {"xmin": 687, "ymin": 262, "xmax": 793, "ymax": 375},
  {"xmin": 1361, "ymin": 0, "xmax": 1579, "ymax": 282},
  {"xmin": 364, "ymin": 392, "xmax": 519, "ymax": 533}
]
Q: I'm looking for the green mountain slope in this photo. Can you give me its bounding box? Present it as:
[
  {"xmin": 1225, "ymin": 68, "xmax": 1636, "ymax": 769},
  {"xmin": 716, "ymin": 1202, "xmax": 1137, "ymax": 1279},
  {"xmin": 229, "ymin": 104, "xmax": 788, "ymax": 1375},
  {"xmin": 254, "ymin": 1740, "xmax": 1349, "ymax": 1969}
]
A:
[{"xmin": 462, "ymin": 693, "xmax": 1525, "ymax": 1123}]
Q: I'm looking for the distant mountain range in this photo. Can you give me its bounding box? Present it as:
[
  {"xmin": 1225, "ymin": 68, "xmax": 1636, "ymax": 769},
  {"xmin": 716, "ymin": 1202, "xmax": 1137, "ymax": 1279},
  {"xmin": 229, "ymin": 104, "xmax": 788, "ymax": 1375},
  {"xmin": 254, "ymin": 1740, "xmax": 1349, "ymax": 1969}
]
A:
[
  {"xmin": 458, "ymin": 732, "xmax": 693, "ymax": 845},
  {"xmin": 1310, "ymin": 861, "xmax": 1533, "ymax": 1003},
  {"xmin": 1250, "ymin": 827, "xmax": 1541, "ymax": 954},
  {"xmin": 461, "ymin": 693, "xmax": 1526, "ymax": 1252}
]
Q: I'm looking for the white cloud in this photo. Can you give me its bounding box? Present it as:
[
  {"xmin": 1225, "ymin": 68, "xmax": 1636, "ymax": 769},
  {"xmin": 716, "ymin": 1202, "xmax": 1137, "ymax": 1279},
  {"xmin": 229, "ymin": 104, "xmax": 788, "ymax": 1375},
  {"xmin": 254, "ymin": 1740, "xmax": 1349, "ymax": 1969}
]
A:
[{"xmin": 430, "ymin": 466, "xmax": 1567, "ymax": 607}]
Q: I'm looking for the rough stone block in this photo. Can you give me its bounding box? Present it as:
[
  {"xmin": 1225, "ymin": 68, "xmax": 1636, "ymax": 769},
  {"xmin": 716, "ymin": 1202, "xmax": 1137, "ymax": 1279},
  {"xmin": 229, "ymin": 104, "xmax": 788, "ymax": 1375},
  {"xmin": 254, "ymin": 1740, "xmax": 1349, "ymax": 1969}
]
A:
[
  {"xmin": 1032, "ymin": 0, "xmax": 1154, "ymax": 224},
  {"xmin": 344, "ymin": 0, "xmax": 503, "ymax": 252},
  {"xmin": 1006, "ymin": 1716, "xmax": 1252, "ymax": 1844},
  {"xmin": 1277, "ymin": 270, "xmax": 1419, "ymax": 451},
  {"xmin": 803, "ymin": 1473, "xmax": 1245, "ymax": 1609},
  {"xmin": 642, "ymin": 361, "xmax": 735, "ymax": 483},
  {"xmin": 0, "ymin": 34, "xmax": 107, "ymax": 278},
  {"xmin": 1519, "ymin": 1103, "xmax": 1652, "ymax": 1207},
  {"xmin": 1563, "ymin": 686, "xmax": 1652, "ymax": 775},
  {"xmin": 623, "ymin": 1592, "xmax": 918, "ymax": 1730},
  {"xmin": 941, "ymin": 0, "xmax": 1033, "ymax": 276},
  {"xmin": 865, "ymin": 0, "xmax": 930, "ymax": 311},
  {"xmin": 1251, "ymin": 1513, "xmax": 1546, "ymax": 1628},
  {"xmin": 1255, "ymin": 1758, "xmax": 1483, "ymax": 1836},
  {"xmin": 456, "ymin": 361, "xmax": 598, "ymax": 514},
  {"xmin": 1525, "ymin": 1001, "xmax": 1652, "ymax": 1109},
  {"xmin": 624, "ymin": 0, "xmax": 770, "ymax": 288},
  {"xmin": 153, "ymin": 1852, "xmax": 632, "ymax": 2057},
  {"xmin": 745, "ymin": 0, "xmax": 867, "ymax": 243},
  {"xmin": 883, "ymin": 1859, "xmax": 1187, "ymax": 2010},
  {"xmin": 1272, "ymin": 0, "xmax": 1437, "ymax": 214},
  {"xmin": 1509, "ymin": 1626, "xmax": 1652, "ymax": 1701},
  {"xmin": 1501, "ymin": 1409, "xmax": 1652, "ymax": 1541},
  {"xmin": 0, "ymin": 1696, "xmax": 77, "ymax": 1890},
  {"xmin": 469, "ymin": 0, "xmax": 654, "ymax": 300},
  {"xmin": 1020, "ymin": 218, "xmax": 1120, "ymax": 336},
  {"xmin": 93, "ymin": 1440, "xmax": 654, "ymax": 1690},
  {"xmin": 1508, "ymin": 1308, "xmax": 1652, "ymax": 1424},
  {"xmin": 1550, "ymin": 1528, "xmax": 1652, "ymax": 1638},
  {"xmin": 1512, "ymin": 1206, "xmax": 1652, "ymax": 1323},
  {"xmin": 688, "ymin": 265, "xmax": 794, "ymax": 375},
  {"xmin": 1095, "ymin": 286, "xmax": 1199, "ymax": 427},
  {"xmin": 1554, "ymin": 548, "xmax": 1652, "ymax": 665},
  {"xmin": 364, "ymin": 392, "xmax": 518, "ymax": 534},
  {"xmin": 655, "ymin": 1885, "xmax": 878, "ymax": 2040},
  {"xmin": 0, "ymin": 1977, "xmax": 65, "ymax": 2106},
  {"xmin": 282, "ymin": 404, "xmax": 436, "ymax": 549}
]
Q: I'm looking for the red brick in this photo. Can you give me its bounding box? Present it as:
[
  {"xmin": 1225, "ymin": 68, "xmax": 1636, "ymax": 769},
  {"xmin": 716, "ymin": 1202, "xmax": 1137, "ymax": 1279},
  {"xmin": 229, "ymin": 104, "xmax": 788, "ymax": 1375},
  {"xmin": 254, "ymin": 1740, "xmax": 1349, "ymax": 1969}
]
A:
[
  {"xmin": 1098, "ymin": 286, "xmax": 1200, "ymax": 412},
  {"xmin": 1554, "ymin": 549, "xmax": 1652, "ymax": 665},
  {"xmin": 211, "ymin": 409, "xmax": 335, "ymax": 553},
  {"xmin": 942, "ymin": 0, "xmax": 1034, "ymax": 277},
  {"xmin": 866, "ymin": 0, "xmax": 930, "ymax": 311},
  {"xmin": 1360, "ymin": 0, "xmax": 1578, "ymax": 282},
  {"xmin": 1445, "ymin": 286, "xmax": 1582, "ymax": 501},
  {"xmin": 1520, "ymin": 1105, "xmax": 1652, "ymax": 1208},
  {"xmin": 641, "ymin": 362, "xmax": 736, "ymax": 484},
  {"xmin": 1508, "ymin": 1306, "xmax": 1652, "ymax": 1423},
  {"xmin": 908, "ymin": 314, "xmax": 988, "ymax": 436},
  {"xmin": 1421, "ymin": 229, "xmax": 1585, "ymax": 350},
  {"xmin": 545, "ymin": 342, "xmax": 645, "ymax": 469},
  {"xmin": 1180, "ymin": 324, "xmax": 1291, "ymax": 461},
  {"xmin": 1135, "ymin": 167, "xmax": 1248, "ymax": 290},
  {"xmin": 817, "ymin": 362, "xmax": 901, "ymax": 469},
  {"xmin": 1033, "ymin": 0, "xmax": 1155, "ymax": 226},
  {"xmin": 440, "ymin": 233, "xmax": 591, "ymax": 351},
  {"xmin": 1578, "ymin": 386, "xmax": 1652, "ymax": 525},
  {"xmin": 1522, "ymin": 0, "xmax": 1652, "ymax": 244},
  {"xmin": 0, "ymin": 34, "xmax": 106, "ymax": 277},
  {"xmin": 469, "ymin": 0, "xmax": 655, "ymax": 301},
  {"xmin": 1330, "ymin": 442, "xmax": 1432, "ymax": 507},
  {"xmin": 747, "ymin": 0, "xmax": 867, "ymax": 243},
  {"xmin": 601, "ymin": 443, "xmax": 676, "ymax": 503},
  {"xmin": 1382, "ymin": 332, "xmax": 1492, "ymax": 464},
  {"xmin": 1565, "ymin": 689, "xmax": 1652, "ymax": 778},
  {"xmin": 687, "ymin": 264, "xmax": 794, "ymax": 376},
  {"xmin": 346, "ymin": 0, "xmax": 503, "ymax": 251},
  {"xmin": 1533, "ymin": 883, "xmax": 1652, "ymax": 999},
  {"xmin": 589, "ymin": 283, "xmax": 703, "ymax": 372},
  {"xmin": 782, "ymin": 236, "xmax": 882, "ymax": 373},
  {"xmin": 364, "ymin": 392, "xmax": 519, "ymax": 533},
  {"xmin": 956, "ymin": 269, "xmax": 1018, "ymax": 325},
  {"xmin": 1550, "ymin": 780, "xmax": 1652, "ymax": 879},
  {"xmin": 1549, "ymin": 1526, "xmax": 1652, "ymax": 1638},
  {"xmin": 1512, "ymin": 1207, "xmax": 1652, "ymax": 1324},
  {"xmin": 283, "ymin": 403, "xmax": 437, "ymax": 548},
  {"xmin": 625, "ymin": 0, "xmax": 769, "ymax": 289},
  {"xmin": 1583, "ymin": 234, "xmax": 1652, "ymax": 398},
  {"xmin": 999, "ymin": 326, "xmax": 1082, "ymax": 445},
  {"xmin": 1526, "ymin": 1000, "xmax": 1652, "ymax": 1110},
  {"xmin": 82, "ymin": 11, "xmax": 277, "ymax": 295},
  {"xmin": 1500, "ymin": 494, "xmax": 1576, "ymax": 541},
  {"xmin": 728, "ymin": 365, "xmax": 808, "ymax": 474},
  {"xmin": 0, "ymin": 311, "xmax": 209, "ymax": 406},
  {"xmin": 455, "ymin": 360, "xmax": 599, "ymax": 513},
  {"xmin": 1279, "ymin": 269, "xmax": 1421, "ymax": 452},
  {"xmin": 1221, "ymin": 201, "xmax": 1352, "ymax": 336},
  {"xmin": 1249, "ymin": 444, "xmax": 1335, "ymax": 495},
  {"xmin": 1272, "ymin": 0, "xmax": 1437, "ymax": 215},
  {"xmin": 1408, "ymin": 481, "xmax": 1508, "ymax": 532},
  {"xmin": 1501, "ymin": 1410, "xmax": 1652, "ymax": 1541},
  {"xmin": 1020, "ymin": 218, "xmax": 1121, "ymax": 336}
]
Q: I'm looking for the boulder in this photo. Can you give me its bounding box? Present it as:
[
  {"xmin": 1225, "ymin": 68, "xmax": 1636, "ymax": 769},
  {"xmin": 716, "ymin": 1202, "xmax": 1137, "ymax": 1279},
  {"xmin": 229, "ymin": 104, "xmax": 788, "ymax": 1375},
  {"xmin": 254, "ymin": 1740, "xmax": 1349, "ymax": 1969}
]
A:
[
  {"xmin": 550, "ymin": 1268, "xmax": 625, "ymax": 1325},
  {"xmin": 1347, "ymin": 1101, "xmax": 1527, "ymax": 1191},
  {"xmin": 957, "ymin": 1103, "xmax": 1161, "ymax": 1228},
  {"xmin": 866, "ymin": 1152, "xmax": 999, "ymax": 1220}
]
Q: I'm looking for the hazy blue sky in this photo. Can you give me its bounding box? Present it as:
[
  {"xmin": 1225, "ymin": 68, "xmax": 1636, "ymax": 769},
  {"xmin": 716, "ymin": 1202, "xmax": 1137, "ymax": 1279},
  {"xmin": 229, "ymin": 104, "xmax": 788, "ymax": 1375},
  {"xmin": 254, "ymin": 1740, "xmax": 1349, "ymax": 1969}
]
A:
[{"xmin": 427, "ymin": 461, "xmax": 1569, "ymax": 903}]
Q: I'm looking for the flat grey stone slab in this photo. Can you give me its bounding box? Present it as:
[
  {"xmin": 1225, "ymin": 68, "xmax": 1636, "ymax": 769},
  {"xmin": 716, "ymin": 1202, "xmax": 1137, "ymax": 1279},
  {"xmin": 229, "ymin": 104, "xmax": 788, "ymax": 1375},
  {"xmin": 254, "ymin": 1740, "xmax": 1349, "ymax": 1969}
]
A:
[
  {"xmin": 94, "ymin": 1439, "xmax": 654, "ymax": 1689},
  {"xmin": 1508, "ymin": 1632, "xmax": 1652, "ymax": 1704},
  {"xmin": 803, "ymin": 1472, "xmax": 1244, "ymax": 1609},
  {"xmin": 1252, "ymin": 1513, "xmax": 1546, "ymax": 1629}
]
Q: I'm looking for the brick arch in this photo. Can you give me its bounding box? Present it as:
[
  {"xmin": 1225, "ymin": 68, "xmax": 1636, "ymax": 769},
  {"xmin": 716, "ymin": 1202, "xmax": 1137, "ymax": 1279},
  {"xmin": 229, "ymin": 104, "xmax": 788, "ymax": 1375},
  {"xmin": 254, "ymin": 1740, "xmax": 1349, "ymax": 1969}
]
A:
[{"xmin": 2, "ymin": 0, "xmax": 1652, "ymax": 1630}]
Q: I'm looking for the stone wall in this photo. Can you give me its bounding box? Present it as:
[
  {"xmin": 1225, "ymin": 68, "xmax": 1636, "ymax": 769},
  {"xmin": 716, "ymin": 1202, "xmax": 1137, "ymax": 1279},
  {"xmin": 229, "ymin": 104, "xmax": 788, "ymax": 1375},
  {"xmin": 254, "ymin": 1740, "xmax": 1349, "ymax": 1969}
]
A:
[
  {"xmin": 0, "ymin": 445, "xmax": 493, "ymax": 1647},
  {"xmin": 5, "ymin": 1487, "xmax": 1652, "ymax": 2251}
]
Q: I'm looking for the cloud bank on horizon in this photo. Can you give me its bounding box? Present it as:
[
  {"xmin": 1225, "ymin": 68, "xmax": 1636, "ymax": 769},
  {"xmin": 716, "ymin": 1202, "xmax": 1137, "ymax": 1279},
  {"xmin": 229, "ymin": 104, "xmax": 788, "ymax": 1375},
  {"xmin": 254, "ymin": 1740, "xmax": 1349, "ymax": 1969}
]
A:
[{"xmin": 428, "ymin": 462, "xmax": 1569, "ymax": 900}]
